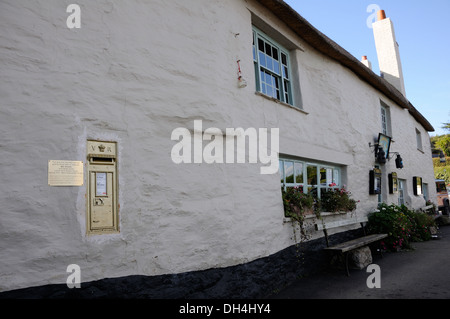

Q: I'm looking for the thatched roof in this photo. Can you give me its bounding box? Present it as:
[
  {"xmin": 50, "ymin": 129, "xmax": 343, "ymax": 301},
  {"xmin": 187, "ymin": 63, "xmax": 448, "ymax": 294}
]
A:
[{"xmin": 256, "ymin": 0, "xmax": 434, "ymax": 132}]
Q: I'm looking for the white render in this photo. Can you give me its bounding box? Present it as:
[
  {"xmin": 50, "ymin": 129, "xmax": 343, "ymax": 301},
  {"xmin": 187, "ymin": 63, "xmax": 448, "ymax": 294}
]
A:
[
  {"xmin": 0, "ymin": 0, "xmax": 436, "ymax": 292},
  {"xmin": 373, "ymin": 17, "xmax": 407, "ymax": 96}
]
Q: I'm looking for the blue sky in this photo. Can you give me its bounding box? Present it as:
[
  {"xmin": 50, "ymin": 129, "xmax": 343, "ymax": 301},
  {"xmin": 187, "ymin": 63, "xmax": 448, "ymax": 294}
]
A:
[{"xmin": 284, "ymin": 0, "xmax": 450, "ymax": 136}]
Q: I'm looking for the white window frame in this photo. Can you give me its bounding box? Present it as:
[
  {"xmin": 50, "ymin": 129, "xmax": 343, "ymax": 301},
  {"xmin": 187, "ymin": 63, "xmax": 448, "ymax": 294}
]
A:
[
  {"xmin": 253, "ymin": 27, "xmax": 293, "ymax": 106},
  {"xmin": 279, "ymin": 157, "xmax": 341, "ymax": 199}
]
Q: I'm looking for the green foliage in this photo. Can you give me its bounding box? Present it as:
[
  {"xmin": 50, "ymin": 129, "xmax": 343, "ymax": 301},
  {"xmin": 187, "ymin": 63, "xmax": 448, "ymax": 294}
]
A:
[
  {"xmin": 404, "ymin": 209, "xmax": 436, "ymax": 242},
  {"xmin": 433, "ymin": 158, "xmax": 450, "ymax": 186},
  {"xmin": 431, "ymin": 134, "xmax": 450, "ymax": 157},
  {"xmin": 282, "ymin": 186, "xmax": 358, "ymax": 250},
  {"xmin": 431, "ymin": 134, "xmax": 450, "ymax": 185},
  {"xmin": 367, "ymin": 203, "xmax": 437, "ymax": 251},
  {"xmin": 281, "ymin": 187, "xmax": 315, "ymax": 221},
  {"xmin": 443, "ymin": 122, "xmax": 450, "ymax": 131},
  {"xmin": 320, "ymin": 187, "xmax": 358, "ymax": 213},
  {"xmin": 282, "ymin": 186, "xmax": 358, "ymax": 219}
]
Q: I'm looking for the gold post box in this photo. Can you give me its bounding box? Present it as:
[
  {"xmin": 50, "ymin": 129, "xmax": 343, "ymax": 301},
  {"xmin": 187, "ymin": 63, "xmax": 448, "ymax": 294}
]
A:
[{"xmin": 86, "ymin": 140, "xmax": 119, "ymax": 235}]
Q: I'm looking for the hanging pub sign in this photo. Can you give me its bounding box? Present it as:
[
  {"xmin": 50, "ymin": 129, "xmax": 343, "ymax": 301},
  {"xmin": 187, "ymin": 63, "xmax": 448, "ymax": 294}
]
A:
[
  {"xmin": 377, "ymin": 133, "xmax": 391, "ymax": 161},
  {"xmin": 389, "ymin": 172, "xmax": 398, "ymax": 194},
  {"xmin": 413, "ymin": 176, "xmax": 423, "ymax": 196},
  {"xmin": 370, "ymin": 168, "xmax": 382, "ymax": 195}
]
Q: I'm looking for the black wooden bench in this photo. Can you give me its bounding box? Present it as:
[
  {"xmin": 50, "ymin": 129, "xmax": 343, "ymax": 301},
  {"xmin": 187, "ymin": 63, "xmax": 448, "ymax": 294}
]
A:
[{"xmin": 315, "ymin": 217, "xmax": 388, "ymax": 276}]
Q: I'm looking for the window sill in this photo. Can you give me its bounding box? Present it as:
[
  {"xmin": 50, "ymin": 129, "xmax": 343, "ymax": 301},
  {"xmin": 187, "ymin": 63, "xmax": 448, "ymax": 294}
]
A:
[
  {"xmin": 255, "ymin": 92, "xmax": 308, "ymax": 115},
  {"xmin": 283, "ymin": 211, "xmax": 348, "ymax": 223},
  {"xmin": 417, "ymin": 148, "xmax": 424, "ymax": 154}
]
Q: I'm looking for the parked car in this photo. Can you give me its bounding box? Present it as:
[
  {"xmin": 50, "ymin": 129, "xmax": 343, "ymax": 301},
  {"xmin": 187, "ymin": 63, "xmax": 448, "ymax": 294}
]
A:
[{"xmin": 436, "ymin": 179, "xmax": 450, "ymax": 215}]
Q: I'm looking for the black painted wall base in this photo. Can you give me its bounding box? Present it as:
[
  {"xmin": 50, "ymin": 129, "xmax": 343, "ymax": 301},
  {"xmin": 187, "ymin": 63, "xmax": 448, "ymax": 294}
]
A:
[{"xmin": 0, "ymin": 229, "xmax": 362, "ymax": 299}]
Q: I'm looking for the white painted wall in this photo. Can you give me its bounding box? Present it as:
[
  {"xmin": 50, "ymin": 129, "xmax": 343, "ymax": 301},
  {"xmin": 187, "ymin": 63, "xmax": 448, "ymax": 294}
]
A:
[
  {"xmin": 0, "ymin": 0, "xmax": 436, "ymax": 291},
  {"xmin": 373, "ymin": 17, "xmax": 406, "ymax": 96}
]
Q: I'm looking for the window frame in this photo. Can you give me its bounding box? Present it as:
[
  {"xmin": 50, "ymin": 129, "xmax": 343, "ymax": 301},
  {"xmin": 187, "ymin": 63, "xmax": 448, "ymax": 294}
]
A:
[
  {"xmin": 380, "ymin": 102, "xmax": 392, "ymax": 137},
  {"xmin": 416, "ymin": 128, "xmax": 423, "ymax": 151},
  {"xmin": 279, "ymin": 157, "xmax": 341, "ymax": 199},
  {"xmin": 253, "ymin": 27, "xmax": 293, "ymax": 106}
]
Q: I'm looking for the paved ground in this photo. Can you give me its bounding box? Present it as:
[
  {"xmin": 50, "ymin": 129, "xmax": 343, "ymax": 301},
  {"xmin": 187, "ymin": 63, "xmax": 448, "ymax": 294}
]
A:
[{"xmin": 268, "ymin": 225, "xmax": 450, "ymax": 299}]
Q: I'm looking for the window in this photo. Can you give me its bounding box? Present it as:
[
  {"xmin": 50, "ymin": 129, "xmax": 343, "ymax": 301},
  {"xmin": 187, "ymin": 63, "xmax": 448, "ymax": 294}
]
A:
[
  {"xmin": 279, "ymin": 157, "xmax": 340, "ymax": 199},
  {"xmin": 398, "ymin": 179, "xmax": 406, "ymax": 206},
  {"xmin": 253, "ymin": 27, "xmax": 293, "ymax": 105},
  {"xmin": 380, "ymin": 102, "xmax": 391, "ymax": 136},
  {"xmin": 374, "ymin": 165, "xmax": 382, "ymax": 204},
  {"xmin": 423, "ymin": 183, "xmax": 429, "ymax": 202},
  {"xmin": 416, "ymin": 129, "xmax": 423, "ymax": 151}
]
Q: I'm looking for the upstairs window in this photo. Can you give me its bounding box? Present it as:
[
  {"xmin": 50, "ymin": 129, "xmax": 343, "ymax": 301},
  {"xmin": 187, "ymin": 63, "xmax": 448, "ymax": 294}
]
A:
[
  {"xmin": 380, "ymin": 102, "xmax": 391, "ymax": 137},
  {"xmin": 416, "ymin": 128, "xmax": 423, "ymax": 151},
  {"xmin": 253, "ymin": 27, "xmax": 293, "ymax": 105}
]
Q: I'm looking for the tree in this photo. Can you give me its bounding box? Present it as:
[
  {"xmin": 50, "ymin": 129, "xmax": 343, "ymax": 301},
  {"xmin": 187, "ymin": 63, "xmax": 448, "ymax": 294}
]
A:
[
  {"xmin": 432, "ymin": 134, "xmax": 450, "ymax": 185},
  {"xmin": 436, "ymin": 135, "xmax": 450, "ymax": 157},
  {"xmin": 443, "ymin": 122, "xmax": 450, "ymax": 131},
  {"xmin": 431, "ymin": 134, "xmax": 450, "ymax": 157}
]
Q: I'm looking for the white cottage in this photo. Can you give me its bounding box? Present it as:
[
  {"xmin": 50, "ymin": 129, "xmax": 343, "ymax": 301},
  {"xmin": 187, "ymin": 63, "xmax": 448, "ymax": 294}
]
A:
[{"xmin": 0, "ymin": 0, "xmax": 435, "ymax": 297}]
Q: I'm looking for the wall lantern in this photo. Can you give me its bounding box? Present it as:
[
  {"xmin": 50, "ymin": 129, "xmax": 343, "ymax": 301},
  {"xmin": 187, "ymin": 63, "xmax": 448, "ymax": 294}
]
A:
[
  {"xmin": 395, "ymin": 154, "xmax": 404, "ymax": 169},
  {"xmin": 376, "ymin": 146, "xmax": 386, "ymax": 164}
]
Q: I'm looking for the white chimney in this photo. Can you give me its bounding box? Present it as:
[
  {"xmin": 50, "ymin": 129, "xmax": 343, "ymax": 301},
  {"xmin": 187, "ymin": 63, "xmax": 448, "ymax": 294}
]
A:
[
  {"xmin": 373, "ymin": 10, "xmax": 406, "ymax": 96},
  {"xmin": 361, "ymin": 55, "xmax": 372, "ymax": 70}
]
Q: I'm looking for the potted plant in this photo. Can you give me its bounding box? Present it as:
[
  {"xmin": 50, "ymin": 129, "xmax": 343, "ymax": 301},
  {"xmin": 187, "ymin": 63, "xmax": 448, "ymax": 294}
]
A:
[
  {"xmin": 320, "ymin": 186, "xmax": 358, "ymax": 213},
  {"xmin": 282, "ymin": 186, "xmax": 316, "ymax": 221}
]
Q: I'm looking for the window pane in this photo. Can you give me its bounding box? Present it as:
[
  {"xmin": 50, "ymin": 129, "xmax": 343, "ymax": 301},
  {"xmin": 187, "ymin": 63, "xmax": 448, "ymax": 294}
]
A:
[
  {"xmin": 283, "ymin": 66, "xmax": 289, "ymax": 79},
  {"xmin": 273, "ymin": 60, "xmax": 280, "ymax": 75},
  {"xmin": 265, "ymin": 43, "xmax": 271, "ymax": 57},
  {"xmin": 333, "ymin": 170, "xmax": 339, "ymax": 186},
  {"xmin": 265, "ymin": 72, "xmax": 272, "ymax": 84},
  {"xmin": 266, "ymin": 86, "xmax": 273, "ymax": 98},
  {"xmin": 266, "ymin": 56, "xmax": 273, "ymax": 72},
  {"xmin": 381, "ymin": 107, "xmax": 387, "ymax": 135},
  {"xmin": 285, "ymin": 161, "xmax": 294, "ymax": 183},
  {"xmin": 320, "ymin": 168, "xmax": 327, "ymax": 186},
  {"xmin": 272, "ymin": 47, "xmax": 279, "ymax": 60},
  {"xmin": 307, "ymin": 165, "xmax": 317, "ymax": 186},
  {"xmin": 258, "ymin": 38, "xmax": 264, "ymax": 52},
  {"xmin": 272, "ymin": 76, "xmax": 277, "ymax": 89},
  {"xmin": 294, "ymin": 162, "xmax": 303, "ymax": 183},
  {"xmin": 259, "ymin": 52, "xmax": 266, "ymax": 68},
  {"xmin": 279, "ymin": 160, "xmax": 284, "ymax": 184},
  {"xmin": 281, "ymin": 53, "xmax": 287, "ymax": 65}
]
